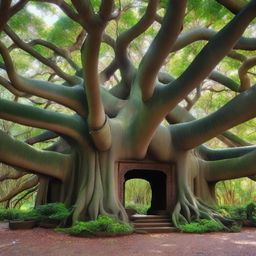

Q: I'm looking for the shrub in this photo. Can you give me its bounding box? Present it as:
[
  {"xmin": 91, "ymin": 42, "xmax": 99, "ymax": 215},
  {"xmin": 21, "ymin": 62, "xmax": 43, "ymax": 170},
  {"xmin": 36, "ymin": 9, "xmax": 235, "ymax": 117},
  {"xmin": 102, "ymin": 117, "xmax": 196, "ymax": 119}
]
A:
[
  {"xmin": 179, "ymin": 219, "xmax": 224, "ymax": 233},
  {"xmin": 218, "ymin": 205, "xmax": 247, "ymax": 221},
  {"xmin": 0, "ymin": 208, "xmax": 40, "ymax": 221},
  {"xmin": 246, "ymin": 203, "xmax": 256, "ymax": 227},
  {"xmin": 229, "ymin": 225, "xmax": 242, "ymax": 232},
  {"xmin": 61, "ymin": 216, "xmax": 134, "ymax": 236},
  {"xmin": 35, "ymin": 203, "xmax": 69, "ymax": 221}
]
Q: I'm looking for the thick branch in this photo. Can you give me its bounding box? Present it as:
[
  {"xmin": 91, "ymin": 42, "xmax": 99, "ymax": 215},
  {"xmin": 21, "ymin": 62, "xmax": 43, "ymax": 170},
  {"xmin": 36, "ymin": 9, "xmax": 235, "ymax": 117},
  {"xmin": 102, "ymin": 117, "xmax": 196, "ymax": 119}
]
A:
[
  {"xmin": 171, "ymin": 85, "xmax": 256, "ymax": 150},
  {"xmin": 0, "ymin": 130, "xmax": 72, "ymax": 180},
  {"xmin": 0, "ymin": 75, "xmax": 29, "ymax": 97},
  {"xmin": 115, "ymin": 0, "xmax": 159, "ymax": 84},
  {"xmin": 99, "ymin": 0, "xmax": 114, "ymax": 21},
  {"xmin": 215, "ymin": 0, "xmax": 247, "ymax": 14},
  {"xmin": 81, "ymin": 26, "xmax": 112, "ymax": 150},
  {"xmin": 0, "ymin": 0, "xmax": 11, "ymax": 31},
  {"xmin": 137, "ymin": 0, "xmax": 187, "ymax": 101},
  {"xmin": 209, "ymin": 71, "xmax": 240, "ymax": 92},
  {"xmin": 0, "ymin": 98, "xmax": 88, "ymax": 145},
  {"xmin": 71, "ymin": 0, "xmax": 96, "ymax": 31},
  {"xmin": 10, "ymin": 0, "xmax": 30, "ymax": 17},
  {"xmin": 199, "ymin": 145, "xmax": 256, "ymax": 161},
  {"xmin": 82, "ymin": 33, "xmax": 105, "ymax": 129},
  {"xmin": 0, "ymin": 41, "xmax": 87, "ymax": 116},
  {"xmin": 205, "ymin": 150, "xmax": 256, "ymax": 182},
  {"xmin": 172, "ymin": 27, "xmax": 256, "ymax": 52},
  {"xmin": 165, "ymin": 105, "xmax": 249, "ymax": 148},
  {"xmin": 220, "ymin": 131, "xmax": 251, "ymax": 147},
  {"xmin": 160, "ymin": 1, "xmax": 256, "ymax": 113}
]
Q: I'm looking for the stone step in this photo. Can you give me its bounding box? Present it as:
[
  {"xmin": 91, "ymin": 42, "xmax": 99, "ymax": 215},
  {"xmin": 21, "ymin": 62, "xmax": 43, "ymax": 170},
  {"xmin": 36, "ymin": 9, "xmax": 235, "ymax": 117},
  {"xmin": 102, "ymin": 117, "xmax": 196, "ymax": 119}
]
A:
[
  {"xmin": 131, "ymin": 215, "xmax": 169, "ymax": 221},
  {"xmin": 134, "ymin": 222, "xmax": 172, "ymax": 228},
  {"xmin": 131, "ymin": 215, "xmax": 175, "ymax": 233},
  {"xmin": 133, "ymin": 218, "xmax": 171, "ymax": 223},
  {"xmin": 135, "ymin": 226, "xmax": 178, "ymax": 234}
]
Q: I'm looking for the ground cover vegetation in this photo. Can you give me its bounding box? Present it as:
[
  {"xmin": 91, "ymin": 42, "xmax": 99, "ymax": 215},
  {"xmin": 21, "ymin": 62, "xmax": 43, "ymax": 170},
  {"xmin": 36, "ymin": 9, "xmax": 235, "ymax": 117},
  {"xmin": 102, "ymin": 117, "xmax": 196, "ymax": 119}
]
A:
[
  {"xmin": 0, "ymin": 0, "xmax": 256, "ymax": 229},
  {"xmin": 0, "ymin": 202, "xmax": 70, "ymax": 222},
  {"xmin": 58, "ymin": 215, "xmax": 133, "ymax": 236}
]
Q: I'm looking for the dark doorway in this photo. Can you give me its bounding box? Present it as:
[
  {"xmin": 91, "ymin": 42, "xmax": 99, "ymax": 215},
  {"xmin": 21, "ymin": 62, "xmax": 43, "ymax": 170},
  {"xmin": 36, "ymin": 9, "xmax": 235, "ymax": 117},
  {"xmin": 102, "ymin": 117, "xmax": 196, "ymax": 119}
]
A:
[
  {"xmin": 124, "ymin": 169, "xmax": 167, "ymax": 214},
  {"xmin": 117, "ymin": 161, "xmax": 176, "ymax": 215}
]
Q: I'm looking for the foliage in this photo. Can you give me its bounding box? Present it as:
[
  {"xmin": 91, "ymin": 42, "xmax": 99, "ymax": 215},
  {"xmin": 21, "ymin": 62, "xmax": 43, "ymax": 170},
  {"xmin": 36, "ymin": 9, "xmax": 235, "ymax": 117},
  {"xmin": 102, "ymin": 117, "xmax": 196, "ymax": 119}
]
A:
[
  {"xmin": 35, "ymin": 203, "xmax": 70, "ymax": 221},
  {"xmin": 218, "ymin": 205, "xmax": 247, "ymax": 222},
  {"xmin": 179, "ymin": 219, "xmax": 224, "ymax": 233},
  {"xmin": 179, "ymin": 203, "xmax": 256, "ymax": 233},
  {"xmin": 246, "ymin": 203, "xmax": 256, "ymax": 226},
  {"xmin": 0, "ymin": 208, "xmax": 40, "ymax": 221},
  {"xmin": 229, "ymin": 225, "xmax": 242, "ymax": 232},
  {"xmin": 125, "ymin": 179, "xmax": 152, "ymax": 206},
  {"xmin": 218, "ymin": 203, "xmax": 256, "ymax": 227},
  {"xmin": 47, "ymin": 16, "xmax": 81, "ymax": 47},
  {"xmin": 125, "ymin": 203, "xmax": 149, "ymax": 215},
  {"xmin": 60, "ymin": 216, "xmax": 133, "ymax": 235}
]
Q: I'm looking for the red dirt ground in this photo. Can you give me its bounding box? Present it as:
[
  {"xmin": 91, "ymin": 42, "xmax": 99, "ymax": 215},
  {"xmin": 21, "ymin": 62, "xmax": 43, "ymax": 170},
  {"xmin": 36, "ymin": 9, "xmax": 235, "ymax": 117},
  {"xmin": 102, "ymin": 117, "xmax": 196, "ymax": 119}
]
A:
[{"xmin": 0, "ymin": 222, "xmax": 256, "ymax": 256}]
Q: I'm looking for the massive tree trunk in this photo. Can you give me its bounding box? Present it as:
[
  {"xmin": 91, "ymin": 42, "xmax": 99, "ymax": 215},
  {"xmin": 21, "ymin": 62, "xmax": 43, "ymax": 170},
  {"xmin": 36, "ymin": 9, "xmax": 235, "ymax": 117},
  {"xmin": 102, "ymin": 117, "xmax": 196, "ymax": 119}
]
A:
[{"xmin": 0, "ymin": 0, "xmax": 256, "ymax": 228}]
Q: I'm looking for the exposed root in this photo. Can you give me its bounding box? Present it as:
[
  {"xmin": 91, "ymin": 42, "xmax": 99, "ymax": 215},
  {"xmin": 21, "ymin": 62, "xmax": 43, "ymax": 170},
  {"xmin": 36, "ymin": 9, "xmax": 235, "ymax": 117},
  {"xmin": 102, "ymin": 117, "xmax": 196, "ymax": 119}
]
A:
[{"xmin": 172, "ymin": 186, "xmax": 232, "ymax": 229}]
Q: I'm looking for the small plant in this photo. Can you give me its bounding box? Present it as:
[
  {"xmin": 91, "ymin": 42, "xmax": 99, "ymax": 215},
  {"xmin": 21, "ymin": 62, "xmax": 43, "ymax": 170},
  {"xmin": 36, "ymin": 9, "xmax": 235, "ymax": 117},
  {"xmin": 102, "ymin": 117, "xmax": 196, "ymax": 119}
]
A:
[
  {"xmin": 59, "ymin": 216, "xmax": 134, "ymax": 236},
  {"xmin": 179, "ymin": 219, "xmax": 224, "ymax": 233}
]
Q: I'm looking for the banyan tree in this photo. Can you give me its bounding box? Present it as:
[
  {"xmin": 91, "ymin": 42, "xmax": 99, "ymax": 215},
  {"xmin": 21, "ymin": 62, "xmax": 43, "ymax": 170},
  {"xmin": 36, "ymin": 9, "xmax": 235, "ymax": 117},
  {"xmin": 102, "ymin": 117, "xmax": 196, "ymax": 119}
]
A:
[{"xmin": 0, "ymin": 0, "xmax": 256, "ymax": 227}]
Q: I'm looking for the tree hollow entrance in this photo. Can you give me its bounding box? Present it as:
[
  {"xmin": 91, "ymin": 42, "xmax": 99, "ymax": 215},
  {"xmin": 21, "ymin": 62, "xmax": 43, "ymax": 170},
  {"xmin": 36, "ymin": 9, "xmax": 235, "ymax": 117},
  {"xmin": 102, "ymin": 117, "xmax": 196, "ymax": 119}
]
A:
[{"xmin": 117, "ymin": 161, "xmax": 176, "ymax": 215}]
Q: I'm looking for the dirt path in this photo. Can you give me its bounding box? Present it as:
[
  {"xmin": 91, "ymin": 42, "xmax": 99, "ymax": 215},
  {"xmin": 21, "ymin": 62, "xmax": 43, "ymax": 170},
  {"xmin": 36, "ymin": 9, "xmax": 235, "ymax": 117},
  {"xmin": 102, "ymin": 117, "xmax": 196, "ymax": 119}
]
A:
[{"xmin": 0, "ymin": 222, "xmax": 256, "ymax": 256}]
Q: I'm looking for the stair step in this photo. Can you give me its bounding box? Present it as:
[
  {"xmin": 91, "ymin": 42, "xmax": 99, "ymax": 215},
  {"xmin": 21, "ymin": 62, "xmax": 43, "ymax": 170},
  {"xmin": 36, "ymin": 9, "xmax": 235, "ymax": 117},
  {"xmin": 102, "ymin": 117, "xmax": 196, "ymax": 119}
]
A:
[
  {"xmin": 135, "ymin": 226, "xmax": 178, "ymax": 234},
  {"xmin": 134, "ymin": 218, "xmax": 171, "ymax": 223},
  {"xmin": 134, "ymin": 222, "xmax": 172, "ymax": 228},
  {"xmin": 131, "ymin": 215, "xmax": 169, "ymax": 221}
]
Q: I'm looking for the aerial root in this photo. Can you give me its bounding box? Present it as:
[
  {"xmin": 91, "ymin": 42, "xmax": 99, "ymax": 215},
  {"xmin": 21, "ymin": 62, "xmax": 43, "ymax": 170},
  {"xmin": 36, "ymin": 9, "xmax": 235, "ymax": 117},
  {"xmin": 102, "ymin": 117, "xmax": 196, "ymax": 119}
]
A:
[{"xmin": 172, "ymin": 187, "xmax": 232, "ymax": 229}]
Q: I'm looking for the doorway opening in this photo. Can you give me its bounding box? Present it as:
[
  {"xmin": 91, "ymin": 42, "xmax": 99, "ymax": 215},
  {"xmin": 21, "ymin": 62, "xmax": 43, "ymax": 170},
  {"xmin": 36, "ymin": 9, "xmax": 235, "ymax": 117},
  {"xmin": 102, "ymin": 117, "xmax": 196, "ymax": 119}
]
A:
[
  {"xmin": 124, "ymin": 178, "xmax": 152, "ymax": 214},
  {"xmin": 118, "ymin": 161, "xmax": 175, "ymax": 216},
  {"xmin": 124, "ymin": 169, "xmax": 167, "ymax": 215}
]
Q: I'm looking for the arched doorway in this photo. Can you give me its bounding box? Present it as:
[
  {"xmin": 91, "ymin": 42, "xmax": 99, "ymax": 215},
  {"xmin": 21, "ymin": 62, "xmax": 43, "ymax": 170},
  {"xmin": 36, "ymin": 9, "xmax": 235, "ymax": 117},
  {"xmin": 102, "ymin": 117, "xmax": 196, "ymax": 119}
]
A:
[
  {"xmin": 117, "ymin": 161, "xmax": 176, "ymax": 215},
  {"xmin": 124, "ymin": 178, "xmax": 152, "ymax": 213}
]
